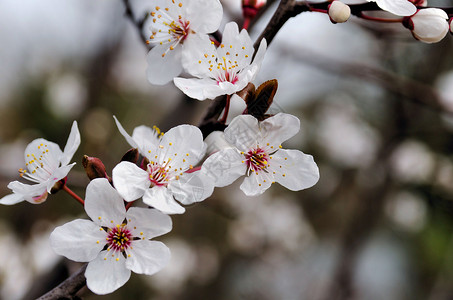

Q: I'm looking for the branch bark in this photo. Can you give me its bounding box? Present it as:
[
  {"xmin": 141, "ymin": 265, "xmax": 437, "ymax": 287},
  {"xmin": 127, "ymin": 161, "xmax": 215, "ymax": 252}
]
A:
[{"xmin": 37, "ymin": 264, "xmax": 87, "ymax": 300}]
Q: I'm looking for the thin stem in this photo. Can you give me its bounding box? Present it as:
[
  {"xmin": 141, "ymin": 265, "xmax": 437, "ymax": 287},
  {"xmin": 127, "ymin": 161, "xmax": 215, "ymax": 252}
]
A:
[
  {"xmin": 359, "ymin": 12, "xmax": 403, "ymax": 23},
  {"xmin": 63, "ymin": 185, "xmax": 85, "ymax": 206},
  {"xmin": 37, "ymin": 264, "xmax": 87, "ymax": 300},
  {"xmin": 243, "ymin": 17, "xmax": 251, "ymax": 30},
  {"xmin": 310, "ymin": 8, "xmax": 327, "ymax": 14},
  {"xmin": 219, "ymin": 94, "xmax": 231, "ymax": 124},
  {"xmin": 125, "ymin": 200, "xmax": 135, "ymax": 211}
]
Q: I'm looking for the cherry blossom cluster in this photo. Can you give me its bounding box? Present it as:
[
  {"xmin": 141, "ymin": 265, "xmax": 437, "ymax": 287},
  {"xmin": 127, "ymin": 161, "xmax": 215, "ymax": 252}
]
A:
[{"xmin": 2, "ymin": 0, "xmax": 453, "ymax": 297}]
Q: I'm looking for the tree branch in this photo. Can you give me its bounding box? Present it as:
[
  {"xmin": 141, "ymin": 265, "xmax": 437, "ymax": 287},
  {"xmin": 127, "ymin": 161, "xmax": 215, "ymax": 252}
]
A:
[{"xmin": 37, "ymin": 264, "xmax": 87, "ymax": 300}]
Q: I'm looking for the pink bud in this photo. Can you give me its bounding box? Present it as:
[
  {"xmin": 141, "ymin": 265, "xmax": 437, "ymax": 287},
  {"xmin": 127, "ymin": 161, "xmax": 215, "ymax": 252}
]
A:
[{"xmin": 242, "ymin": 0, "xmax": 266, "ymax": 19}]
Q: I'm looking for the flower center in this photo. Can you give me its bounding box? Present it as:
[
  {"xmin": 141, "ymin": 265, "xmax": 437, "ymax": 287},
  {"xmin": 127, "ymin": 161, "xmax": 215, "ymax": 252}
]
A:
[
  {"xmin": 244, "ymin": 148, "xmax": 269, "ymax": 174},
  {"xmin": 199, "ymin": 44, "xmax": 250, "ymax": 85},
  {"xmin": 106, "ymin": 224, "xmax": 133, "ymax": 252},
  {"xmin": 19, "ymin": 143, "xmax": 58, "ymax": 183},
  {"xmin": 149, "ymin": 4, "xmax": 192, "ymax": 57},
  {"xmin": 147, "ymin": 162, "xmax": 170, "ymax": 187}
]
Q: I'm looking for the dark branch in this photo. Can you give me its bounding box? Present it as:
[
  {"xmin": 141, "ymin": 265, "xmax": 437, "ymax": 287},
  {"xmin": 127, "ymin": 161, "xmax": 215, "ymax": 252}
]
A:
[
  {"xmin": 37, "ymin": 264, "xmax": 87, "ymax": 300},
  {"xmin": 122, "ymin": 0, "xmax": 151, "ymax": 48}
]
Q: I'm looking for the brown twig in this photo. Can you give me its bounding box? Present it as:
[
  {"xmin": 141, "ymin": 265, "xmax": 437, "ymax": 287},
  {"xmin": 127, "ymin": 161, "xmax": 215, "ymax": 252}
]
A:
[
  {"xmin": 37, "ymin": 264, "xmax": 87, "ymax": 300},
  {"xmin": 122, "ymin": 0, "xmax": 150, "ymax": 48}
]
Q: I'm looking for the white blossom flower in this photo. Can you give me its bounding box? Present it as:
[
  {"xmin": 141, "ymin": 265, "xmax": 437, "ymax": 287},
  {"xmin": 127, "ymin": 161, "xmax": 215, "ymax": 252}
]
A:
[
  {"xmin": 0, "ymin": 121, "xmax": 80, "ymax": 205},
  {"xmin": 367, "ymin": 0, "xmax": 416, "ymax": 16},
  {"xmin": 113, "ymin": 116, "xmax": 163, "ymax": 157},
  {"xmin": 201, "ymin": 113, "xmax": 319, "ymax": 196},
  {"xmin": 50, "ymin": 178, "xmax": 172, "ymax": 295},
  {"xmin": 112, "ymin": 124, "xmax": 214, "ymax": 214},
  {"xmin": 146, "ymin": 0, "xmax": 223, "ymax": 85},
  {"xmin": 404, "ymin": 8, "xmax": 449, "ymax": 43},
  {"xmin": 174, "ymin": 22, "xmax": 267, "ymax": 100}
]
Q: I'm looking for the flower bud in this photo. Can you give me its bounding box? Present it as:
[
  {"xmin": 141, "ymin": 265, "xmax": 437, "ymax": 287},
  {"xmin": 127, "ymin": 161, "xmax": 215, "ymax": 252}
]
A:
[
  {"xmin": 403, "ymin": 8, "xmax": 449, "ymax": 43},
  {"xmin": 82, "ymin": 155, "xmax": 109, "ymax": 181},
  {"xmin": 120, "ymin": 148, "xmax": 139, "ymax": 164},
  {"xmin": 328, "ymin": 1, "xmax": 351, "ymax": 24},
  {"xmin": 242, "ymin": 0, "xmax": 266, "ymax": 19},
  {"xmin": 410, "ymin": 0, "xmax": 427, "ymax": 6},
  {"xmin": 50, "ymin": 178, "xmax": 66, "ymax": 194}
]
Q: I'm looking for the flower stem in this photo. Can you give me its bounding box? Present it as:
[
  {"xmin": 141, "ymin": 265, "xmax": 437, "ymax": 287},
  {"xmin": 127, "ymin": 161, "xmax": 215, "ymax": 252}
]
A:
[
  {"xmin": 243, "ymin": 17, "xmax": 251, "ymax": 30},
  {"xmin": 63, "ymin": 185, "xmax": 85, "ymax": 206},
  {"xmin": 219, "ymin": 94, "xmax": 231, "ymax": 125},
  {"xmin": 125, "ymin": 201, "xmax": 135, "ymax": 211},
  {"xmin": 359, "ymin": 13, "xmax": 403, "ymax": 23}
]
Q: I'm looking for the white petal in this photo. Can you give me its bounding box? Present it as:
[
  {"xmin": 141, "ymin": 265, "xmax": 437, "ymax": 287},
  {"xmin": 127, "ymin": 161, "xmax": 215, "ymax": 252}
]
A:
[
  {"xmin": 126, "ymin": 207, "xmax": 172, "ymax": 239},
  {"xmin": 0, "ymin": 193, "xmax": 24, "ymax": 205},
  {"xmin": 201, "ymin": 148, "xmax": 246, "ymax": 187},
  {"xmin": 252, "ymin": 38, "xmax": 267, "ymax": 71},
  {"xmin": 224, "ymin": 114, "xmax": 259, "ymax": 152},
  {"xmin": 236, "ymin": 38, "xmax": 267, "ymax": 86},
  {"xmin": 204, "ymin": 131, "xmax": 234, "ymax": 156},
  {"xmin": 181, "ymin": 33, "xmax": 216, "ymax": 78},
  {"xmin": 173, "ymin": 77, "xmax": 225, "ymax": 100},
  {"xmin": 85, "ymin": 178, "xmax": 126, "ymax": 227},
  {"xmin": 157, "ymin": 125, "xmax": 205, "ymax": 168},
  {"xmin": 240, "ymin": 171, "xmax": 272, "ymax": 196},
  {"xmin": 225, "ymin": 94, "xmax": 247, "ymax": 125},
  {"xmin": 112, "ymin": 162, "xmax": 149, "ymax": 202},
  {"xmin": 25, "ymin": 138, "xmax": 62, "ymax": 174},
  {"xmin": 125, "ymin": 240, "xmax": 170, "ymax": 275},
  {"xmin": 143, "ymin": 187, "xmax": 185, "ymax": 214},
  {"xmin": 147, "ymin": 43, "xmax": 183, "ymax": 85},
  {"xmin": 60, "ymin": 121, "xmax": 81, "ymax": 166},
  {"xmin": 46, "ymin": 163, "xmax": 76, "ymax": 192},
  {"xmin": 50, "ymin": 219, "xmax": 105, "ymax": 262},
  {"xmin": 268, "ymin": 149, "xmax": 319, "ymax": 191},
  {"xmin": 131, "ymin": 125, "xmax": 160, "ymax": 155},
  {"xmin": 168, "ymin": 170, "xmax": 214, "ymax": 204},
  {"xmin": 85, "ymin": 252, "xmax": 131, "ymax": 295},
  {"xmin": 260, "ymin": 113, "xmax": 300, "ymax": 149},
  {"xmin": 113, "ymin": 115, "xmax": 138, "ymax": 149},
  {"xmin": 371, "ymin": 0, "xmax": 416, "ymax": 16},
  {"xmin": 7, "ymin": 181, "xmax": 48, "ymax": 204},
  {"xmin": 186, "ymin": 0, "xmax": 223, "ymax": 33},
  {"xmin": 222, "ymin": 22, "xmax": 241, "ymax": 47}
]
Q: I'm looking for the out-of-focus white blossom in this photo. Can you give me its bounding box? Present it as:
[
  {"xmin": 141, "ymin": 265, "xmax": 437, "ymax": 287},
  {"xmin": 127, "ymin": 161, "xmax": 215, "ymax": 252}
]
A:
[{"xmin": 0, "ymin": 121, "xmax": 80, "ymax": 205}]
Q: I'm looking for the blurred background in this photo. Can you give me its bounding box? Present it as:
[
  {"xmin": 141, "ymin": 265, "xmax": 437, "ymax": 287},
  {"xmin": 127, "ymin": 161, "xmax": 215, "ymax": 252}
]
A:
[{"xmin": 1, "ymin": 0, "xmax": 453, "ymax": 299}]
